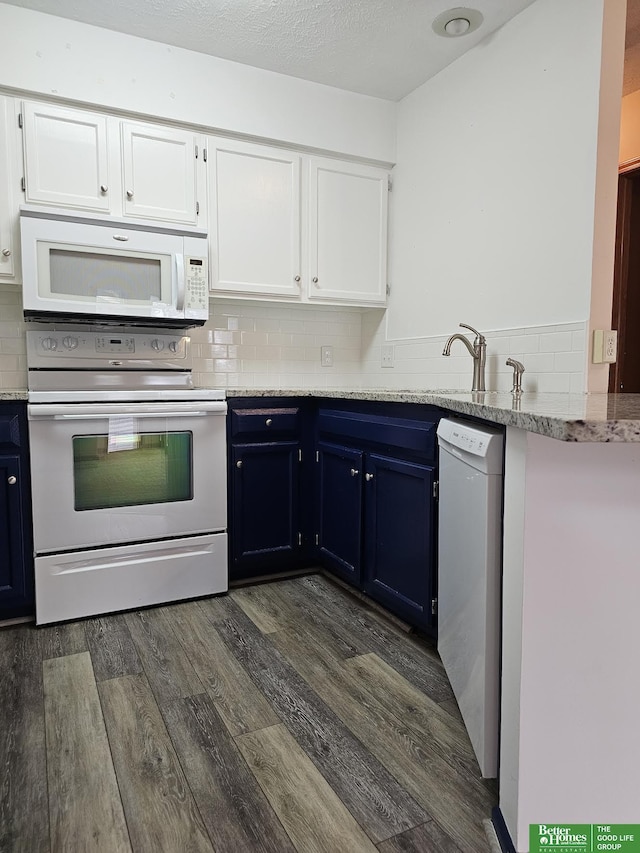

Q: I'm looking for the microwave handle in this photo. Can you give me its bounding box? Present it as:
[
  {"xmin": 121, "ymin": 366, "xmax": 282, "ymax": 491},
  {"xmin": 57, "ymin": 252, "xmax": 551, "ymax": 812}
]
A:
[{"xmin": 175, "ymin": 253, "xmax": 185, "ymax": 312}]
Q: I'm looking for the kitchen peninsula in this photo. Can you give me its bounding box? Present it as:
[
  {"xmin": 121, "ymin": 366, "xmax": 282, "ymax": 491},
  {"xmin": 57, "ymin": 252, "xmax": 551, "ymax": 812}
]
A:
[{"xmin": 228, "ymin": 387, "xmax": 640, "ymax": 850}]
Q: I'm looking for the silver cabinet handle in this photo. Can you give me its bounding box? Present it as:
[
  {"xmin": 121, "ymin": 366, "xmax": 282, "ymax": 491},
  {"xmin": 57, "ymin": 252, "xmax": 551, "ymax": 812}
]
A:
[
  {"xmin": 2, "ymin": 249, "xmax": 11, "ymax": 257},
  {"xmin": 8, "ymin": 475, "xmax": 16, "ymax": 485},
  {"xmin": 236, "ymin": 460, "xmax": 243, "ymax": 468},
  {"xmin": 126, "ymin": 190, "xmax": 134, "ymax": 199},
  {"xmin": 350, "ymin": 468, "xmax": 359, "ymax": 477},
  {"xmin": 312, "ymin": 277, "xmax": 319, "ymax": 284},
  {"xmin": 113, "ymin": 235, "xmax": 129, "ymax": 242},
  {"xmin": 265, "ymin": 418, "xmax": 273, "ymax": 426},
  {"xmin": 294, "ymin": 275, "xmax": 301, "ymax": 282},
  {"xmin": 365, "ymin": 473, "xmax": 374, "ymax": 481},
  {"xmin": 100, "ymin": 184, "xmax": 108, "ymax": 193}
]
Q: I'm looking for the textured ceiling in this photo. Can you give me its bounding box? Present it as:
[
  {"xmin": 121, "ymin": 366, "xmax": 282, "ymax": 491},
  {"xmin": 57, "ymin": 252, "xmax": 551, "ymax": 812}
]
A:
[{"xmin": 3, "ymin": 0, "xmax": 538, "ymax": 100}]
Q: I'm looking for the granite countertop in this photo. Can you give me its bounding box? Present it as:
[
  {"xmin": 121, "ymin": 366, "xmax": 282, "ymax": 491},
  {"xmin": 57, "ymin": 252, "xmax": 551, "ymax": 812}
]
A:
[
  {"xmin": 226, "ymin": 388, "xmax": 640, "ymax": 442},
  {"xmin": 0, "ymin": 390, "xmax": 28, "ymax": 401}
]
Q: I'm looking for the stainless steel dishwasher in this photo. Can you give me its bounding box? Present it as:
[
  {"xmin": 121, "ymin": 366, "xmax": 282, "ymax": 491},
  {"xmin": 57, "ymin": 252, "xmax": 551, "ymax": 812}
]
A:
[{"xmin": 436, "ymin": 418, "xmax": 504, "ymax": 778}]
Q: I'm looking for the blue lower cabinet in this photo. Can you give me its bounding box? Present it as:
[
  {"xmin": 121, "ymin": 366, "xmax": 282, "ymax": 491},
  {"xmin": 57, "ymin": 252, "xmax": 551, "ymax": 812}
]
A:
[
  {"xmin": 0, "ymin": 404, "xmax": 34, "ymax": 620},
  {"xmin": 316, "ymin": 442, "xmax": 363, "ymax": 584},
  {"xmin": 315, "ymin": 404, "xmax": 441, "ymax": 635},
  {"xmin": 363, "ymin": 454, "xmax": 435, "ymax": 631},
  {"xmin": 231, "ymin": 441, "xmax": 302, "ymax": 579}
]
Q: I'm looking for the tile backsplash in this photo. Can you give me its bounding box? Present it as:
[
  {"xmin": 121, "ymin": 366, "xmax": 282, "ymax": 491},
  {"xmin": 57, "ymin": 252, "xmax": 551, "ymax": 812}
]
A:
[
  {"xmin": 361, "ymin": 312, "xmax": 587, "ymax": 394},
  {"xmin": 0, "ymin": 285, "xmax": 587, "ymax": 394},
  {"xmin": 191, "ymin": 300, "xmax": 363, "ymax": 390},
  {"xmin": 0, "ymin": 286, "xmax": 27, "ymax": 390}
]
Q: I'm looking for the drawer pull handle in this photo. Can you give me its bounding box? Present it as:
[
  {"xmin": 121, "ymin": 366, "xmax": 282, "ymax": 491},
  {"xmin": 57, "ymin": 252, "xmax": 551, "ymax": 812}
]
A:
[
  {"xmin": 350, "ymin": 468, "xmax": 359, "ymax": 477},
  {"xmin": 265, "ymin": 418, "xmax": 273, "ymax": 426},
  {"xmin": 236, "ymin": 460, "xmax": 243, "ymax": 469},
  {"xmin": 365, "ymin": 473, "xmax": 374, "ymax": 482}
]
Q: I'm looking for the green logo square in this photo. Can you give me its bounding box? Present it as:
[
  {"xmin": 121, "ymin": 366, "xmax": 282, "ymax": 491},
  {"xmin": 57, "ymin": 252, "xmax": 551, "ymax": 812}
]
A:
[{"xmin": 530, "ymin": 824, "xmax": 591, "ymax": 853}]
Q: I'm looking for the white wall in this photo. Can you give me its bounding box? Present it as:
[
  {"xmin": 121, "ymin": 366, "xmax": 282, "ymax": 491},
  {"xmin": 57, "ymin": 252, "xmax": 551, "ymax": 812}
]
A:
[
  {"xmin": 502, "ymin": 429, "xmax": 640, "ymax": 851},
  {"xmin": 0, "ymin": 3, "xmax": 395, "ymax": 163},
  {"xmin": 365, "ymin": 0, "xmax": 620, "ymax": 393}
]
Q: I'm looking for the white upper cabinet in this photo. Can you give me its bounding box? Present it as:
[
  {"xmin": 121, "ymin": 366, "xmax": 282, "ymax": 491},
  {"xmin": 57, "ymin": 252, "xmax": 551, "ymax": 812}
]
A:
[
  {"xmin": 307, "ymin": 158, "xmax": 388, "ymax": 305},
  {"xmin": 0, "ymin": 97, "xmax": 22, "ymax": 282},
  {"xmin": 208, "ymin": 138, "xmax": 301, "ymax": 298},
  {"xmin": 22, "ymin": 101, "xmax": 111, "ymax": 212},
  {"xmin": 207, "ymin": 138, "xmax": 389, "ymax": 306},
  {"xmin": 20, "ymin": 102, "xmax": 206, "ymax": 226},
  {"xmin": 121, "ymin": 121, "xmax": 204, "ymax": 226}
]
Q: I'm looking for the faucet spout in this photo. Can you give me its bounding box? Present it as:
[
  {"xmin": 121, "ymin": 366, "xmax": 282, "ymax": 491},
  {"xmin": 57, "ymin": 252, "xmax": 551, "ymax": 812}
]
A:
[
  {"xmin": 442, "ymin": 333, "xmax": 476, "ymax": 358},
  {"xmin": 442, "ymin": 323, "xmax": 487, "ymax": 392}
]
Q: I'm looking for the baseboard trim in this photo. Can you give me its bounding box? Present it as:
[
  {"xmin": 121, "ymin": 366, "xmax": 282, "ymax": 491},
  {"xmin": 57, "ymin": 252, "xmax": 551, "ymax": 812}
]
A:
[{"xmin": 492, "ymin": 806, "xmax": 517, "ymax": 853}]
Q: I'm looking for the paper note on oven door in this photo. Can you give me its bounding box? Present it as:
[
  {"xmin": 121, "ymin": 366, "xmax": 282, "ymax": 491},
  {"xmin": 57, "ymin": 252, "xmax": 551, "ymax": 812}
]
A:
[{"xmin": 107, "ymin": 416, "xmax": 138, "ymax": 452}]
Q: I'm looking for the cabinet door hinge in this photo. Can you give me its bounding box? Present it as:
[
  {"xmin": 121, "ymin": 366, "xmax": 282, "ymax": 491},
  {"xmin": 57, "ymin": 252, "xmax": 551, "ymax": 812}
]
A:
[
  {"xmin": 315, "ymin": 450, "xmax": 319, "ymax": 463},
  {"xmin": 196, "ymin": 201, "xmax": 200, "ymax": 215},
  {"xmin": 203, "ymin": 147, "xmax": 207, "ymax": 162},
  {"xmin": 386, "ymin": 283, "xmax": 391, "ymax": 296},
  {"xmin": 431, "ymin": 598, "xmax": 438, "ymax": 616},
  {"xmin": 387, "ymin": 176, "xmax": 392, "ymax": 191},
  {"xmin": 195, "ymin": 144, "xmax": 199, "ymax": 159},
  {"xmin": 298, "ymin": 532, "xmax": 303, "ymax": 546},
  {"xmin": 21, "ymin": 176, "xmax": 25, "ymax": 192},
  {"xmin": 18, "ymin": 112, "xmax": 23, "ymax": 129},
  {"xmin": 298, "ymin": 449, "xmax": 303, "ymax": 463},
  {"xmin": 315, "ymin": 533, "xmax": 319, "ymax": 546},
  {"xmin": 433, "ymin": 481, "xmax": 439, "ymax": 499}
]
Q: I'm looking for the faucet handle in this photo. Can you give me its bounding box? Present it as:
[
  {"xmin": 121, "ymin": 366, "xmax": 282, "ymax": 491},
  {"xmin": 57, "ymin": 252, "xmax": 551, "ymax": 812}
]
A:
[{"xmin": 459, "ymin": 322, "xmax": 485, "ymax": 343}]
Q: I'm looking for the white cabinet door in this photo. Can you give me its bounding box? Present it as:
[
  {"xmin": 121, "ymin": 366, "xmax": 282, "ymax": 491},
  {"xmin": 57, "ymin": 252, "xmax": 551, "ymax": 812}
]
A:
[
  {"xmin": 22, "ymin": 102, "xmax": 111, "ymax": 212},
  {"xmin": 308, "ymin": 158, "xmax": 388, "ymax": 305},
  {"xmin": 0, "ymin": 97, "xmax": 20, "ymax": 282},
  {"xmin": 208, "ymin": 138, "xmax": 302, "ymax": 298},
  {"xmin": 121, "ymin": 122, "xmax": 201, "ymax": 225}
]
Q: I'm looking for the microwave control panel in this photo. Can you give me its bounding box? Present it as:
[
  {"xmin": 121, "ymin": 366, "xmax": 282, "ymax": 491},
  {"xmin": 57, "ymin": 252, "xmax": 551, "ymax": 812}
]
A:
[{"xmin": 184, "ymin": 256, "xmax": 208, "ymax": 314}]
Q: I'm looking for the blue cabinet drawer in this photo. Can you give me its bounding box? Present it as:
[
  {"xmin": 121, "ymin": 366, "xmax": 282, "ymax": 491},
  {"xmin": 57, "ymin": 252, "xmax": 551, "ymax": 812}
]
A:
[
  {"xmin": 0, "ymin": 410, "xmax": 23, "ymax": 450},
  {"xmin": 317, "ymin": 409, "xmax": 438, "ymax": 459},
  {"xmin": 231, "ymin": 407, "xmax": 300, "ymax": 438}
]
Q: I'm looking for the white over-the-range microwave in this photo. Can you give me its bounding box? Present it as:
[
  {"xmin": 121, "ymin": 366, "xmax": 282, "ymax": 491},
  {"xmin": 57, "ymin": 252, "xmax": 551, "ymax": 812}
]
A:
[{"xmin": 20, "ymin": 206, "xmax": 209, "ymax": 327}]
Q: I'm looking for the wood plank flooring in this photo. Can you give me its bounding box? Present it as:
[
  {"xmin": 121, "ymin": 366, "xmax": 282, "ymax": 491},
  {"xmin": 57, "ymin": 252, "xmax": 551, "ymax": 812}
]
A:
[{"xmin": 0, "ymin": 573, "xmax": 496, "ymax": 852}]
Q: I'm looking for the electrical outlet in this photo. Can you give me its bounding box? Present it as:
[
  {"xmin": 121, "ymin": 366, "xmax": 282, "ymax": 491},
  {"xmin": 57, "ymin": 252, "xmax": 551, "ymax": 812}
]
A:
[
  {"xmin": 604, "ymin": 330, "xmax": 617, "ymax": 362},
  {"xmin": 321, "ymin": 345, "xmax": 333, "ymax": 367},
  {"xmin": 593, "ymin": 330, "xmax": 617, "ymax": 364},
  {"xmin": 381, "ymin": 344, "xmax": 395, "ymax": 368}
]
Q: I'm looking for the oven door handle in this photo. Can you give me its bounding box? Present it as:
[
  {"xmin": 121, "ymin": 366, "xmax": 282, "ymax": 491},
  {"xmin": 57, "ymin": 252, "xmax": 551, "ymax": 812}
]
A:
[{"xmin": 28, "ymin": 401, "xmax": 227, "ymax": 419}]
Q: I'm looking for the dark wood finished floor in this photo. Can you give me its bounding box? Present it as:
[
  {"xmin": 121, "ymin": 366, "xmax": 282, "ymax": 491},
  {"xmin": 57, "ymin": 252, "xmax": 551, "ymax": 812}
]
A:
[{"xmin": 0, "ymin": 573, "xmax": 496, "ymax": 853}]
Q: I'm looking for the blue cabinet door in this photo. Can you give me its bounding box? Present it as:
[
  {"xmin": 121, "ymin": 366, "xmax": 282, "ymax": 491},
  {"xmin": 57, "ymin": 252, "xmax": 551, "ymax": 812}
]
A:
[
  {"xmin": 0, "ymin": 454, "xmax": 32, "ymax": 617},
  {"xmin": 231, "ymin": 441, "xmax": 301, "ymax": 578},
  {"xmin": 363, "ymin": 453, "xmax": 435, "ymax": 630},
  {"xmin": 317, "ymin": 442, "xmax": 363, "ymax": 584}
]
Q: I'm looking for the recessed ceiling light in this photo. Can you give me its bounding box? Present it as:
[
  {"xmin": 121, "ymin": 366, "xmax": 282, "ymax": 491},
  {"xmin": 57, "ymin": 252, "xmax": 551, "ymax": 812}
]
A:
[
  {"xmin": 445, "ymin": 17, "xmax": 471, "ymax": 36},
  {"xmin": 432, "ymin": 7, "xmax": 484, "ymax": 38}
]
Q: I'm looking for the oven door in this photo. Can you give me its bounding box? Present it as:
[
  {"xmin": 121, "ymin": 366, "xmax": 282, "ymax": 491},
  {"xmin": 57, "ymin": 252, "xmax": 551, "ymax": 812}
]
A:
[{"xmin": 28, "ymin": 400, "xmax": 227, "ymax": 553}]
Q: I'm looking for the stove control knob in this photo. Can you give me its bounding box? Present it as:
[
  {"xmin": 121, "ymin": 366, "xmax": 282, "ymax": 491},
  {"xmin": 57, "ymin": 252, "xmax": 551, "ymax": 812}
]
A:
[
  {"xmin": 41, "ymin": 337, "xmax": 57, "ymax": 351},
  {"xmin": 168, "ymin": 341, "xmax": 179, "ymax": 353},
  {"xmin": 62, "ymin": 336, "xmax": 79, "ymax": 350},
  {"xmin": 150, "ymin": 339, "xmax": 165, "ymax": 352}
]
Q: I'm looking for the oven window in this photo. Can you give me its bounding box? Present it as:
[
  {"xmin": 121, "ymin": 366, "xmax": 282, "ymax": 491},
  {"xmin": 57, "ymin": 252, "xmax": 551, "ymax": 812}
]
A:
[{"xmin": 72, "ymin": 431, "xmax": 193, "ymax": 511}]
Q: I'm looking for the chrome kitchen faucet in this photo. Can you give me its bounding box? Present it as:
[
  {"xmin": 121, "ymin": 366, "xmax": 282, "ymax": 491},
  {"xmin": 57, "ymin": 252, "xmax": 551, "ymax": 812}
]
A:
[{"xmin": 442, "ymin": 323, "xmax": 487, "ymax": 392}]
